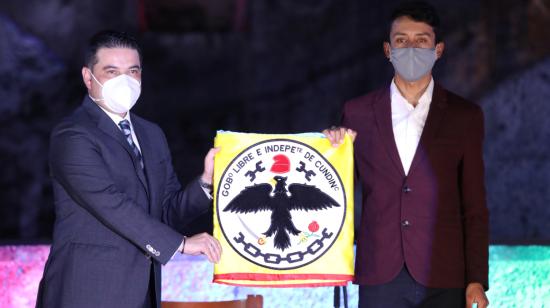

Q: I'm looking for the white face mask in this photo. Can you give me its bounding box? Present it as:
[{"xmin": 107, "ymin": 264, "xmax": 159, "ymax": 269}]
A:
[{"xmin": 89, "ymin": 71, "xmax": 141, "ymax": 114}]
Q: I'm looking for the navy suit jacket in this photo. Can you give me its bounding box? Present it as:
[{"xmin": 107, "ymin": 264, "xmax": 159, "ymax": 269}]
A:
[
  {"xmin": 36, "ymin": 97, "xmax": 210, "ymax": 307},
  {"xmin": 343, "ymin": 84, "xmax": 489, "ymax": 289}
]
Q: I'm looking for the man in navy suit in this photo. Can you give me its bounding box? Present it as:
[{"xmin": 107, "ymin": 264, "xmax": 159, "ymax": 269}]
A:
[
  {"xmin": 325, "ymin": 2, "xmax": 489, "ymax": 307},
  {"xmin": 36, "ymin": 30, "xmax": 222, "ymax": 308}
]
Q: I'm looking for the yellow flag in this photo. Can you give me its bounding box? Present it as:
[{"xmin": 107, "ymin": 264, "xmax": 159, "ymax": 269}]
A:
[{"xmin": 213, "ymin": 131, "xmax": 354, "ymax": 287}]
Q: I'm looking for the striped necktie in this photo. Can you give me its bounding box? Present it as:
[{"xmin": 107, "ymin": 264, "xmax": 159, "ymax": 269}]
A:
[{"xmin": 118, "ymin": 120, "xmax": 144, "ymax": 169}]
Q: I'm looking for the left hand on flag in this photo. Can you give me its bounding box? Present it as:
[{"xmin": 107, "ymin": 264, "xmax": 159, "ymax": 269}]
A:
[{"xmin": 183, "ymin": 233, "xmax": 222, "ymax": 264}]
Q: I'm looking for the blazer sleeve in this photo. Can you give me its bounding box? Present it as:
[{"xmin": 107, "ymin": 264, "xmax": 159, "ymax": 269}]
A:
[
  {"xmin": 460, "ymin": 106, "xmax": 490, "ymax": 290},
  {"xmin": 157, "ymin": 128, "xmax": 211, "ymax": 232},
  {"xmin": 50, "ymin": 123, "xmax": 184, "ymax": 265}
]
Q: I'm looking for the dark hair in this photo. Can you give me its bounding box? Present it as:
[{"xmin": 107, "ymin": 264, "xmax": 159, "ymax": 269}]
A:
[
  {"xmin": 389, "ymin": 1, "xmax": 443, "ymax": 42},
  {"xmin": 84, "ymin": 30, "xmax": 142, "ymax": 70}
]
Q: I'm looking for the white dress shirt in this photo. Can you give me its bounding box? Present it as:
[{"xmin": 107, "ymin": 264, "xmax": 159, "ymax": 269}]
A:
[{"xmin": 390, "ymin": 78, "xmax": 434, "ymax": 175}]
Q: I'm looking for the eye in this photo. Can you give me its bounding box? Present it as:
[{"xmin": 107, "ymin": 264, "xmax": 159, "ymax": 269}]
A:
[
  {"xmin": 106, "ymin": 70, "xmax": 119, "ymax": 75},
  {"xmin": 129, "ymin": 68, "xmax": 141, "ymax": 75},
  {"xmin": 394, "ymin": 37, "xmax": 409, "ymax": 46}
]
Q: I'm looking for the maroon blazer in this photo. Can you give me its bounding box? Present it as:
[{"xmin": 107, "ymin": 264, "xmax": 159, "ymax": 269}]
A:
[{"xmin": 342, "ymin": 83, "xmax": 489, "ymax": 289}]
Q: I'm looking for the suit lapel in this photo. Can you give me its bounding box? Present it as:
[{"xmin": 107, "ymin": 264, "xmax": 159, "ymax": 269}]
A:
[
  {"xmin": 83, "ymin": 98, "xmax": 150, "ymax": 197},
  {"xmin": 132, "ymin": 118, "xmax": 156, "ymax": 210},
  {"xmin": 373, "ymin": 89, "xmax": 406, "ymax": 177},
  {"xmin": 408, "ymin": 83, "xmax": 448, "ymax": 175}
]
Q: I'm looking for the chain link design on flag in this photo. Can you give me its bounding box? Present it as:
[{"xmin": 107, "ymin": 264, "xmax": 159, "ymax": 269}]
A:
[{"xmin": 213, "ymin": 131, "xmax": 354, "ymax": 287}]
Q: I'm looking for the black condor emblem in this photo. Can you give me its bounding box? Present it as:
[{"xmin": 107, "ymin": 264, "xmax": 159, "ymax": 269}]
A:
[
  {"xmin": 224, "ymin": 175, "xmax": 339, "ymax": 251},
  {"xmin": 216, "ymin": 139, "xmax": 346, "ymax": 270}
]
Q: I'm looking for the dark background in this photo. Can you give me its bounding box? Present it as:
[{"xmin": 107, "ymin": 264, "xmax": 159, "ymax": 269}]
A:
[{"xmin": 0, "ymin": 0, "xmax": 549, "ymax": 243}]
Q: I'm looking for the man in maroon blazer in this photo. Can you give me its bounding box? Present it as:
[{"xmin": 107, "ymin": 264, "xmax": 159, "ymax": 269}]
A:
[{"xmin": 324, "ymin": 2, "xmax": 489, "ymax": 307}]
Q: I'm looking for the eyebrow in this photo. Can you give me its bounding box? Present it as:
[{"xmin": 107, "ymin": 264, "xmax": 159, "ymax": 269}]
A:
[
  {"xmin": 392, "ymin": 32, "xmax": 433, "ymax": 38},
  {"xmin": 101, "ymin": 65, "xmax": 142, "ymax": 70},
  {"xmin": 101, "ymin": 65, "xmax": 119, "ymax": 71}
]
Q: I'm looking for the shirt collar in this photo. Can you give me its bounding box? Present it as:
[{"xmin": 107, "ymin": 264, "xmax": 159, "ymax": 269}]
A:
[
  {"xmin": 97, "ymin": 104, "xmax": 133, "ymax": 129},
  {"xmin": 390, "ymin": 78, "xmax": 435, "ymax": 110}
]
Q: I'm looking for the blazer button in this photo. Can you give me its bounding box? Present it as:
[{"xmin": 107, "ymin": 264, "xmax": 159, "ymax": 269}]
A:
[
  {"xmin": 401, "ymin": 220, "xmax": 410, "ymax": 227},
  {"xmin": 403, "ymin": 186, "xmax": 412, "ymax": 193}
]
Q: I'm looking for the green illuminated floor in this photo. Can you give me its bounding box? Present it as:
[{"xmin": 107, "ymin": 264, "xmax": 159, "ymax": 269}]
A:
[{"xmin": 488, "ymin": 246, "xmax": 550, "ymax": 307}]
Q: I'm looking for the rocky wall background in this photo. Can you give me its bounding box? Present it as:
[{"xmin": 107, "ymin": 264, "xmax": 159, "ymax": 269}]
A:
[{"xmin": 0, "ymin": 0, "xmax": 549, "ymax": 242}]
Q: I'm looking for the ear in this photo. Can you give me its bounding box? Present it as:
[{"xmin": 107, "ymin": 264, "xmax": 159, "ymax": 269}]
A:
[
  {"xmin": 435, "ymin": 42, "xmax": 445, "ymax": 59},
  {"xmin": 383, "ymin": 42, "xmax": 391, "ymax": 60},
  {"xmin": 82, "ymin": 67, "xmax": 92, "ymax": 90}
]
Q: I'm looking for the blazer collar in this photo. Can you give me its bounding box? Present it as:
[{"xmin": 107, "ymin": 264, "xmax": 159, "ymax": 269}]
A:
[
  {"xmin": 408, "ymin": 83, "xmax": 448, "ymax": 175},
  {"xmin": 131, "ymin": 116, "xmax": 157, "ymax": 209},
  {"xmin": 373, "ymin": 83, "xmax": 448, "ymax": 177}
]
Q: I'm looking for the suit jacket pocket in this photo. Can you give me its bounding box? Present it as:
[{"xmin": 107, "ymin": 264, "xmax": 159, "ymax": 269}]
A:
[{"xmin": 69, "ymin": 242, "xmax": 119, "ymax": 261}]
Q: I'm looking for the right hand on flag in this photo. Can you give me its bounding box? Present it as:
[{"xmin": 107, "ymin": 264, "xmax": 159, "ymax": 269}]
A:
[{"xmin": 322, "ymin": 126, "xmax": 357, "ymax": 147}]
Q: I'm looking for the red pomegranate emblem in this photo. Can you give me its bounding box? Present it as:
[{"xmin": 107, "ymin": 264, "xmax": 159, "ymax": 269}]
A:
[{"xmin": 308, "ymin": 221, "xmax": 319, "ymax": 233}]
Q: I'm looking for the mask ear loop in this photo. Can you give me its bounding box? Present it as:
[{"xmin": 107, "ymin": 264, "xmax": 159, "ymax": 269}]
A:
[{"xmin": 88, "ymin": 69, "xmax": 105, "ymax": 102}]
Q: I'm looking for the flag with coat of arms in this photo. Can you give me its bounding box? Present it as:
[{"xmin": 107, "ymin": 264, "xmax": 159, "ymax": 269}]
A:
[{"xmin": 212, "ymin": 131, "xmax": 354, "ymax": 287}]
